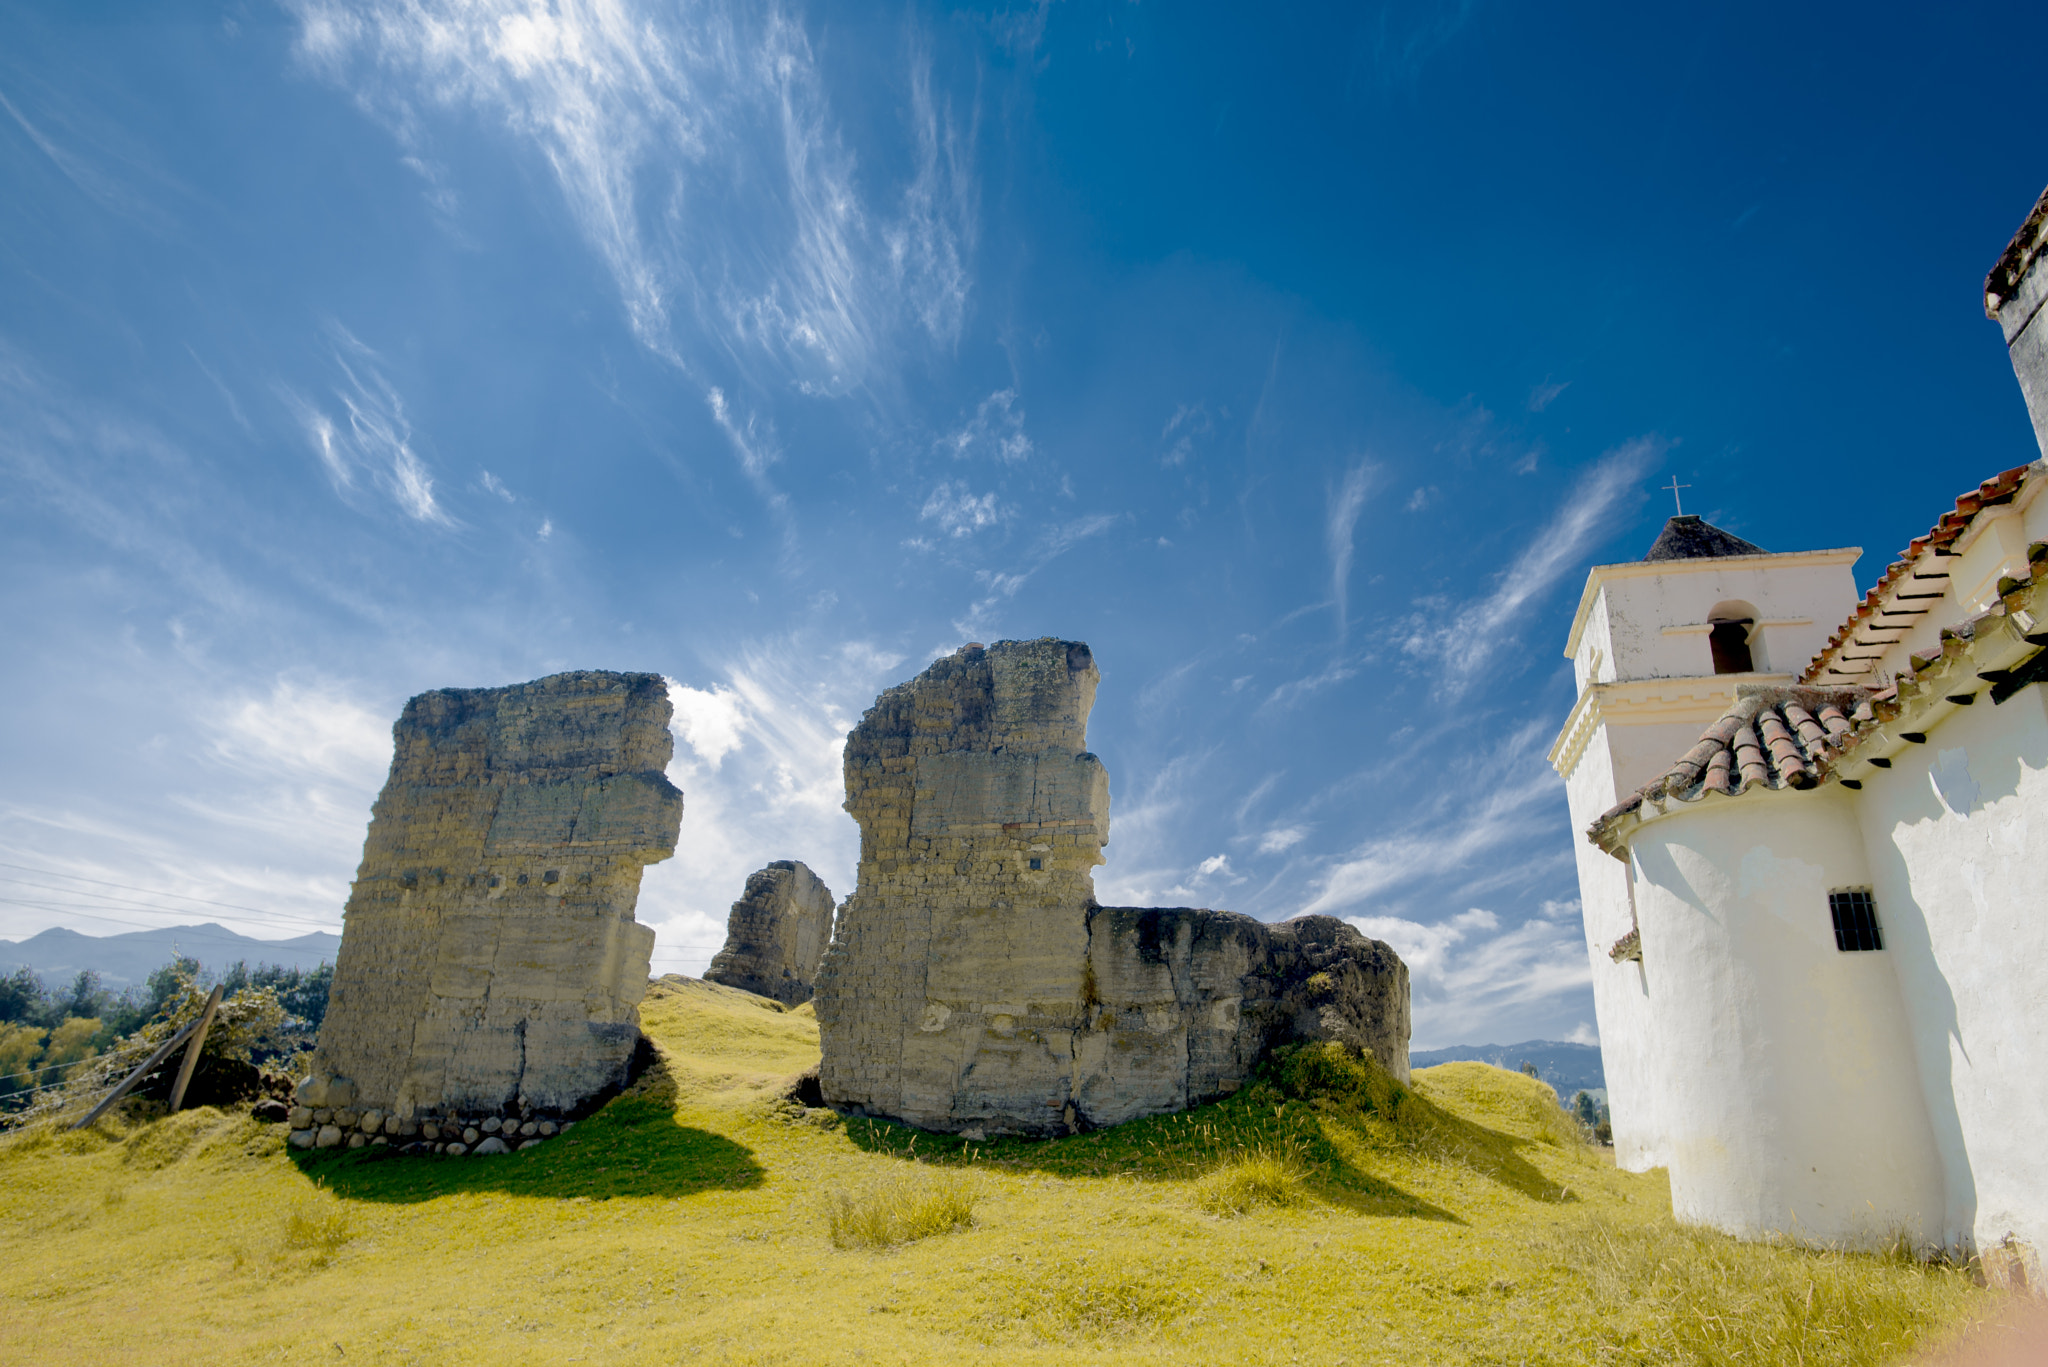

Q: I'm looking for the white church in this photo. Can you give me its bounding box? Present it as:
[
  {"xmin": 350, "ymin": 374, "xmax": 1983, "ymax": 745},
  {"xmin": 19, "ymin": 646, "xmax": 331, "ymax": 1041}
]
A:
[{"xmin": 1552, "ymin": 185, "xmax": 2048, "ymax": 1281}]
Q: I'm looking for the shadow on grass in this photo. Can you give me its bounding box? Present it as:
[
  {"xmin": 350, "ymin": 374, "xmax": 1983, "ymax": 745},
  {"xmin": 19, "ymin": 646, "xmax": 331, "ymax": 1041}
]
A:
[
  {"xmin": 834, "ymin": 1096, "xmax": 1459, "ymax": 1222},
  {"xmin": 295, "ymin": 1053, "xmax": 765, "ymax": 1204},
  {"xmin": 832, "ymin": 1063, "xmax": 1585, "ymax": 1223}
]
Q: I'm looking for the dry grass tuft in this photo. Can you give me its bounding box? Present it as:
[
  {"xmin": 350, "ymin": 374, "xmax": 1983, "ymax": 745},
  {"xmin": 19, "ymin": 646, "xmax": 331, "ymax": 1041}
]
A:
[
  {"xmin": 826, "ymin": 1168, "xmax": 977, "ymax": 1249},
  {"xmin": 1192, "ymin": 1143, "xmax": 1309, "ymax": 1216},
  {"xmin": 280, "ymin": 1200, "xmax": 357, "ymax": 1266},
  {"xmin": 1550, "ymin": 1218, "xmax": 1989, "ymax": 1365}
]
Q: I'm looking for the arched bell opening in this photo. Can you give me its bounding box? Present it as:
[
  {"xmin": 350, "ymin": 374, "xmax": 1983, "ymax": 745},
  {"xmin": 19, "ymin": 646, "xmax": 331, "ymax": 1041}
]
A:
[{"xmin": 1707, "ymin": 599, "xmax": 1760, "ymax": 674}]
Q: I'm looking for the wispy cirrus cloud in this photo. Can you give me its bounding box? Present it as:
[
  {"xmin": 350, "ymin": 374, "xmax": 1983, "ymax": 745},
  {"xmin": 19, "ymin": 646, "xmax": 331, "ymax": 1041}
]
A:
[
  {"xmin": 707, "ymin": 387, "xmax": 784, "ymax": 499},
  {"xmin": 1326, "ymin": 462, "xmax": 1373, "ymax": 643},
  {"xmin": 0, "ymin": 84, "xmax": 183, "ymax": 234},
  {"xmin": 282, "ymin": 326, "xmax": 453, "ymax": 527},
  {"xmin": 940, "ymin": 388, "xmax": 1032, "ymax": 463},
  {"xmin": 1399, "ymin": 438, "xmax": 1654, "ymax": 688},
  {"xmin": 889, "ymin": 43, "xmax": 976, "ymax": 346},
  {"xmin": 949, "ymin": 511, "xmax": 1122, "ymax": 638},
  {"xmin": 288, "ymin": 0, "xmax": 976, "ymax": 394},
  {"xmin": 1299, "ymin": 718, "xmax": 1561, "ymax": 916},
  {"xmin": 921, "ymin": 481, "xmax": 1002, "ymax": 538}
]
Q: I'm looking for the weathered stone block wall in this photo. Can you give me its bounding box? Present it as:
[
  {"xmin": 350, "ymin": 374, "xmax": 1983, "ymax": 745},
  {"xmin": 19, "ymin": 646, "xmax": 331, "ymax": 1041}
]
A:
[
  {"xmin": 813, "ymin": 638, "xmax": 1407, "ymax": 1137},
  {"xmin": 300, "ymin": 670, "xmax": 682, "ymax": 1134},
  {"xmin": 704, "ymin": 860, "xmax": 837, "ymax": 1005},
  {"xmin": 1988, "ymin": 185, "xmax": 2048, "ymax": 459}
]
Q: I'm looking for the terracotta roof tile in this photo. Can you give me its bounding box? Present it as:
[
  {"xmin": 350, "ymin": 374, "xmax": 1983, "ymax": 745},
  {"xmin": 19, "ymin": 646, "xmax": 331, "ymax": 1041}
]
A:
[
  {"xmin": 1594, "ymin": 541, "xmax": 2048, "ymax": 859},
  {"xmin": 1801, "ymin": 463, "xmax": 2036, "ymax": 683},
  {"xmin": 1588, "ymin": 686, "xmax": 1875, "ymax": 851}
]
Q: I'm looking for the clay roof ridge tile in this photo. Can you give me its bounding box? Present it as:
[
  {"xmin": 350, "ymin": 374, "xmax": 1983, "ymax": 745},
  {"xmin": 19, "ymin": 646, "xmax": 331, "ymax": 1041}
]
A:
[
  {"xmin": 1702, "ymin": 748, "xmax": 1735, "ymax": 795},
  {"xmin": 1804, "ymin": 463, "xmax": 2039, "ymax": 682}
]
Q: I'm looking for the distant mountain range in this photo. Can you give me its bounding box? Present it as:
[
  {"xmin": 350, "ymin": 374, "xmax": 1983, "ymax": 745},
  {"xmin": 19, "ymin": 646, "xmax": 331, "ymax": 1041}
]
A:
[
  {"xmin": 1411, "ymin": 1040, "xmax": 1606, "ymax": 1096},
  {"xmin": 0, "ymin": 923, "xmax": 342, "ymax": 988}
]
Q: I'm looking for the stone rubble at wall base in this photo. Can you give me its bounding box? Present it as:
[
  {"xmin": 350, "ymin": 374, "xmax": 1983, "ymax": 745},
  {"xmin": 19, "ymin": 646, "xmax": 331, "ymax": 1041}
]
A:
[{"xmin": 283, "ymin": 1101, "xmax": 577, "ymax": 1156}]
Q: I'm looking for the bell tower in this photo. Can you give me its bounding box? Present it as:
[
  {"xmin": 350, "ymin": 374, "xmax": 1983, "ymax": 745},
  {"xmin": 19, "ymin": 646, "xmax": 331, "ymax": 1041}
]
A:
[{"xmin": 1549, "ymin": 514, "xmax": 1860, "ymax": 1171}]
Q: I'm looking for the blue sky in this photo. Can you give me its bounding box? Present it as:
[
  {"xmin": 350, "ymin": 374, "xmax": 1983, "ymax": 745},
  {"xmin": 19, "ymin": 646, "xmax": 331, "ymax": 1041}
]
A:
[{"xmin": 1, "ymin": 0, "xmax": 2041, "ymax": 1048}]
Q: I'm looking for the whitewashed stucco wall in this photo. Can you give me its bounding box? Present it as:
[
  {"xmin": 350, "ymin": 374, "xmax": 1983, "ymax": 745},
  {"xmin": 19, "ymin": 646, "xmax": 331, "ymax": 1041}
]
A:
[
  {"xmin": 1857, "ymin": 684, "xmax": 2048, "ymax": 1260},
  {"xmin": 1564, "ymin": 723, "xmax": 1665, "ymax": 1171},
  {"xmin": 1595, "ymin": 557, "xmax": 1858, "ymax": 683},
  {"xmin": 1628, "ymin": 791, "xmax": 1946, "ymax": 1245}
]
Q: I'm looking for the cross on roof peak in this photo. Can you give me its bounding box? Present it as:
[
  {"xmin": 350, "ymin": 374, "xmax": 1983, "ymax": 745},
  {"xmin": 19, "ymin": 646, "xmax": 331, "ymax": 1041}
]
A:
[{"xmin": 1662, "ymin": 476, "xmax": 1692, "ymax": 516}]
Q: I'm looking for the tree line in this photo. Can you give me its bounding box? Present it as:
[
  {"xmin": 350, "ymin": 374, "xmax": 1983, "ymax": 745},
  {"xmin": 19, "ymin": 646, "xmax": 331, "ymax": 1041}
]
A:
[{"xmin": 0, "ymin": 958, "xmax": 332, "ymax": 1110}]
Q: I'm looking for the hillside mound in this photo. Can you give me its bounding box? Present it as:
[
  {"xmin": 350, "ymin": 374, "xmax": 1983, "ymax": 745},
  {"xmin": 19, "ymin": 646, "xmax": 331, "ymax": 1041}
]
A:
[{"xmin": 0, "ymin": 976, "xmax": 2001, "ymax": 1365}]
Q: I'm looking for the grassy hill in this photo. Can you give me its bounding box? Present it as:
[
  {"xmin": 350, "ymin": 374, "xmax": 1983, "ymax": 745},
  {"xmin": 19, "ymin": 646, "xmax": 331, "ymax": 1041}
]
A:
[{"xmin": 0, "ymin": 976, "xmax": 2006, "ymax": 1365}]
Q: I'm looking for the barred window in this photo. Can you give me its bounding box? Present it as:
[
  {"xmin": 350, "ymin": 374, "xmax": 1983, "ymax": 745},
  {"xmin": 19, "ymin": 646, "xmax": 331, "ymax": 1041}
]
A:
[{"xmin": 1829, "ymin": 889, "xmax": 1883, "ymax": 952}]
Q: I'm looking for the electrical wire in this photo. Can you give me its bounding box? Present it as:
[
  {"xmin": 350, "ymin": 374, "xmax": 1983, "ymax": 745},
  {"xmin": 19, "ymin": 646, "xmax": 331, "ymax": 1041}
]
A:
[
  {"xmin": 0, "ymin": 897, "xmax": 341, "ymax": 938},
  {"xmin": 0, "ymin": 861, "xmax": 339, "ymax": 927},
  {"xmin": 0, "ymin": 874, "xmax": 340, "ymax": 932}
]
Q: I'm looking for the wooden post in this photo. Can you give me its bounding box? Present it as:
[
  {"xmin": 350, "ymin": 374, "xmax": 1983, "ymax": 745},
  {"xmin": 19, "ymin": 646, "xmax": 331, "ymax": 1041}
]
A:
[
  {"xmin": 71, "ymin": 1015, "xmax": 202, "ymax": 1131},
  {"xmin": 168, "ymin": 985, "xmax": 225, "ymax": 1113}
]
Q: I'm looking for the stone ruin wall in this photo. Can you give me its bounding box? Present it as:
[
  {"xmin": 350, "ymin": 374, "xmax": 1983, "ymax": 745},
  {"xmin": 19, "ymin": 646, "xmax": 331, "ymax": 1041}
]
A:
[
  {"xmin": 704, "ymin": 860, "xmax": 837, "ymax": 1006},
  {"xmin": 294, "ymin": 670, "xmax": 683, "ymax": 1153},
  {"xmin": 813, "ymin": 638, "xmax": 1409, "ymax": 1137}
]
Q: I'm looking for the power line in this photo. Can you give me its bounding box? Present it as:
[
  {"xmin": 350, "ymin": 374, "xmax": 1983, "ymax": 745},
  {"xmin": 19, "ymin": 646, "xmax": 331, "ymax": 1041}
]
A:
[
  {"xmin": 0, "ymin": 896, "xmax": 341, "ymax": 938},
  {"xmin": 0, "ymin": 861, "xmax": 341, "ymax": 929},
  {"xmin": 0, "ymin": 874, "xmax": 340, "ymax": 932},
  {"xmin": 0, "ymin": 1054, "xmax": 109, "ymax": 1086}
]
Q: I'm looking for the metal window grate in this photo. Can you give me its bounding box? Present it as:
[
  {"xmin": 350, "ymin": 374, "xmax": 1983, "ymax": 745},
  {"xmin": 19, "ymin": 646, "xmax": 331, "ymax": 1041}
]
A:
[{"xmin": 1829, "ymin": 889, "xmax": 1884, "ymax": 952}]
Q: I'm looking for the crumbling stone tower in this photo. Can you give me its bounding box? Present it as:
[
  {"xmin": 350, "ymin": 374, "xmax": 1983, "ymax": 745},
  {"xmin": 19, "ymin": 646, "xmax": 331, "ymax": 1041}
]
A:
[
  {"xmin": 704, "ymin": 860, "xmax": 837, "ymax": 1006},
  {"xmin": 304, "ymin": 670, "xmax": 683, "ymax": 1122},
  {"xmin": 814, "ymin": 638, "xmax": 1408, "ymax": 1137}
]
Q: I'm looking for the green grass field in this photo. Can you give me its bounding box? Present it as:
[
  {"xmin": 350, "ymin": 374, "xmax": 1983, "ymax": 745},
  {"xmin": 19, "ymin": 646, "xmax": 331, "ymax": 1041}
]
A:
[{"xmin": 0, "ymin": 976, "xmax": 2011, "ymax": 1365}]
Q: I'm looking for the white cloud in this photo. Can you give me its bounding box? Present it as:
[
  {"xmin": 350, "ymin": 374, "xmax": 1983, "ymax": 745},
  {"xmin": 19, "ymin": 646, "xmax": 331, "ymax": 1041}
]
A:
[
  {"xmin": 289, "ymin": 0, "xmax": 975, "ymax": 393},
  {"xmin": 950, "ymin": 512, "xmax": 1121, "ymax": 639},
  {"xmin": 206, "ymin": 677, "xmax": 393, "ymax": 790},
  {"xmin": 887, "ymin": 45, "xmax": 976, "ymax": 345},
  {"xmin": 1349, "ymin": 900, "xmax": 1591, "ymax": 1049},
  {"xmin": 1261, "ymin": 659, "xmax": 1358, "ymax": 712},
  {"xmin": 940, "ymin": 388, "xmax": 1032, "ymax": 464},
  {"xmin": 1528, "ymin": 378, "xmax": 1570, "ymax": 413},
  {"xmin": 1257, "ymin": 826, "xmax": 1306, "ymax": 854},
  {"xmin": 0, "ymin": 86, "xmax": 183, "ymax": 235},
  {"xmin": 0, "ymin": 672, "xmax": 397, "ymax": 941},
  {"xmin": 639, "ymin": 636, "xmax": 904, "ymax": 977},
  {"xmin": 920, "ymin": 481, "xmax": 1001, "ymax": 537},
  {"xmin": 1565, "ymin": 1020, "xmax": 1600, "ymax": 1046},
  {"xmin": 1196, "ymin": 853, "xmax": 1230, "ymax": 878},
  {"xmin": 283, "ymin": 327, "xmax": 454, "ymax": 527},
  {"xmin": 479, "ymin": 470, "xmax": 515, "ymax": 501},
  {"xmin": 1399, "ymin": 437, "xmax": 1653, "ymax": 688},
  {"xmin": 1299, "ymin": 720, "xmax": 1560, "ymax": 916},
  {"xmin": 1159, "ymin": 402, "xmax": 1212, "ymax": 468},
  {"xmin": 705, "ymin": 388, "xmax": 791, "ymax": 523},
  {"xmin": 668, "ymin": 681, "xmax": 750, "ymax": 768},
  {"xmin": 1325, "ymin": 463, "xmax": 1372, "ymax": 642}
]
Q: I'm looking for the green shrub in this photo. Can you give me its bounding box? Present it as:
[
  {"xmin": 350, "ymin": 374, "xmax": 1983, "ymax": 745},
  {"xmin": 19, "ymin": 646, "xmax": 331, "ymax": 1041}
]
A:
[
  {"xmin": 827, "ymin": 1168, "xmax": 977, "ymax": 1249},
  {"xmin": 1273, "ymin": 1040, "xmax": 1408, "ymax": 1119}
]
